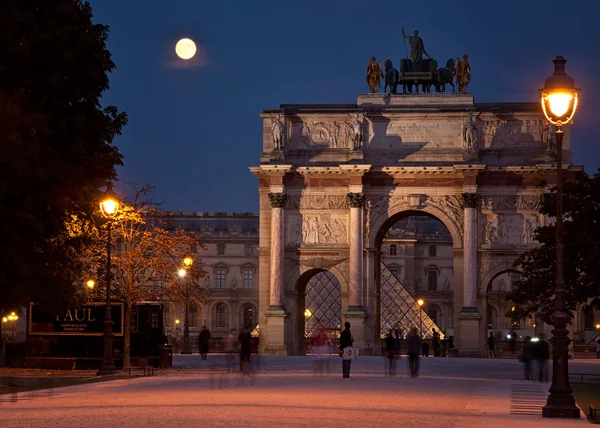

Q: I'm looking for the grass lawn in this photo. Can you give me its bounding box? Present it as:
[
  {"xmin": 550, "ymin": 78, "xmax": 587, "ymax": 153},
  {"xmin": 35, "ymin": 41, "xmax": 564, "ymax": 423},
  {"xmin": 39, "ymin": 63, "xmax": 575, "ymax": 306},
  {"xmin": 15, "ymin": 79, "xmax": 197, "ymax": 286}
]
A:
[
  {"xmin": 0, "ymin": 375, "xmax": 136, "ymax": 395},
  {"xmin": 572, "ymin": 382, "xmax": 600, "ymax": 423}
]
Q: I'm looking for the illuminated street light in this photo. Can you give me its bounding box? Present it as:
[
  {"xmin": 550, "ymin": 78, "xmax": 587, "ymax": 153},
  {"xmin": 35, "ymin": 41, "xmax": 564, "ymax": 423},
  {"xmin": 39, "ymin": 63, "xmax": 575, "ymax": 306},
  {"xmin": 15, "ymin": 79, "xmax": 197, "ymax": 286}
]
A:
[
  {"xmin": 86, "ymin": 279, "xmax": 95, "ymax": 289},
  {"xmin": 98, "ymin": 182, "xmax": 120, "ymax": 376},
  {"xmin": 540, "ymin": 57, "xmax": 580, "ymax": 419},
  {"xmin": 417, "ymin": 299, "xmax": 424, "ymax": 338},
  {"xmin": 178, "ymin": 268, "xmax": 187, "ymax": 278},
  {"xmin": 304, "ymin": 308, "xmax": 312, "ymax": 318},
  {"xmin": 182, "ymin": 257, "xmax": 193, "ymax": 268}
]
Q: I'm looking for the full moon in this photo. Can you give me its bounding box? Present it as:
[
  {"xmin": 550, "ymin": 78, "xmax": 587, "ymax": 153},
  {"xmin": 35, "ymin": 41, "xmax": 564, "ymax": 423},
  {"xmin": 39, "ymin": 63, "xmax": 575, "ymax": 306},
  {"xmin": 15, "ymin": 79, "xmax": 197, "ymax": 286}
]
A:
[{"xmin": 175, "ymin": 38, "xmax": 196, "ymax": 60}]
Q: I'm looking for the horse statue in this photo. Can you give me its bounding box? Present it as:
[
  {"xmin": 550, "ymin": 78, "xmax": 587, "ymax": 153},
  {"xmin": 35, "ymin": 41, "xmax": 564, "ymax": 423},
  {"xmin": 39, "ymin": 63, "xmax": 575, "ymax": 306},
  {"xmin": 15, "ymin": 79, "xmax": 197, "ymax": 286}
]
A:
[
  {"xmin": 434, "ymin": 59, "xmax": 455, "ymax": 92},
  {"xmin": 384, "ymin": 60, "xmax": 399, "ymax": 94}
]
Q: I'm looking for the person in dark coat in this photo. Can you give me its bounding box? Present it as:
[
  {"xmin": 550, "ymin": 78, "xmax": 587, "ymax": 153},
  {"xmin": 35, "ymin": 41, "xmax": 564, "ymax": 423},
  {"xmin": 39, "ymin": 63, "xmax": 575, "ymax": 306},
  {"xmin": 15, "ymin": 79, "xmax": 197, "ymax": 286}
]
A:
[
  {"xmin": 521, "ymin": 336, "xmax": 533, "ymax": 380},
  {"xmin": 532, "ymin": 334, "xmax": 550, "ymax": 382},
  {"xmin": 406, "ymin": 327, "xmax": 422, "ymax": 377},
  {"xmin": 238, "ymin": 328, "xmax": 252, "ymax": 375},
  {"xmin": 199, "ymin": 326, "xmax": 211, "ymax": 360},
  {"xmin": 384, "ymin": 330, "xmax": 397, "ymax": 377},
  {"xmin": 432, "ymin": 329, "xmax": 441, "ymax": 357},
  {"xmin": 339, "ymin": 322, "xmax": 353, "ymax": 379}
]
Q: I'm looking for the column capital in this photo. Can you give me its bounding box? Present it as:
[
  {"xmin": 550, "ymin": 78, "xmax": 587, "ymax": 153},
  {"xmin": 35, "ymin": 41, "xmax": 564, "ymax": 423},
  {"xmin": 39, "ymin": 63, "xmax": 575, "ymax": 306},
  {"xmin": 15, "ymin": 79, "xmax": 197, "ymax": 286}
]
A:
[
  {"xmin": 346, "ymin": 192, "xmax": 365, "ymax": 208},
  {"xmin": 268, "ymin": 193, "xmax": 287, "ymax": 208},
  {"xmin": 461, "ymin": 192, "xmax": 479, "ymax": 208}
]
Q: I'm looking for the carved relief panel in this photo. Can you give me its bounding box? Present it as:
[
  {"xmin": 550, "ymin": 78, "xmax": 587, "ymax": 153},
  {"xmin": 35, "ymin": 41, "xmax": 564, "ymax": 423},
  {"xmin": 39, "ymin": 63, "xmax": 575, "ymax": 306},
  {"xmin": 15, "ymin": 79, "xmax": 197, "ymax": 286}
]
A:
[
  {"xmin": 480, "ymin": 118, "xmax": 546, "ymax": 149},
  {"xmin": 286, "ymin": 213, "xmax": 348, "ymax": 245},
  {"xmin": 286, "ymin": 118, "xmax": 360, "ymax": 150},
  {"xmin": 480, "ymin": 213, "xmax": 543, "ymax": 246}
]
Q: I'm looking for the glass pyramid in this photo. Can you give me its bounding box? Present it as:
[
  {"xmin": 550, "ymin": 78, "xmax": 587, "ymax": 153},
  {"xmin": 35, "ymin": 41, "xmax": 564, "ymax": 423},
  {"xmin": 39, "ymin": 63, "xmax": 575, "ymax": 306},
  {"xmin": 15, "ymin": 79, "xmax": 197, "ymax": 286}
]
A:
[
  {"xmin": 380, "ymin": 262, "xmax": 445, "ymax": 340},
  {"xmin": 305, "ymin": 271, "xmax": 342, "ymax": 338}
]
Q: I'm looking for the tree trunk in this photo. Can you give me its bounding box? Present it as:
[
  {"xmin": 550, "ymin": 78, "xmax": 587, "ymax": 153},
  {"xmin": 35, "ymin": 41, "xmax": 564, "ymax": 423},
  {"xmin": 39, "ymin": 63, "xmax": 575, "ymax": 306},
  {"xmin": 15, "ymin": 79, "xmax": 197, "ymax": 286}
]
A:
[{"xmin": 123, "ymin": 302, "xmax": 132, "ymax": 369}]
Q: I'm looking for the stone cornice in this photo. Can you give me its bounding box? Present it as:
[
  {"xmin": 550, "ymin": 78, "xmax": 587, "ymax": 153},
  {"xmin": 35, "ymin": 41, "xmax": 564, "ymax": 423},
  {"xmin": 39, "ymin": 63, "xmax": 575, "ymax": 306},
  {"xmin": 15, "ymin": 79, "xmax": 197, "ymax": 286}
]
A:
[{"xmin": 249, "ymin": 165, "xmax": 293, "ymax": 178}]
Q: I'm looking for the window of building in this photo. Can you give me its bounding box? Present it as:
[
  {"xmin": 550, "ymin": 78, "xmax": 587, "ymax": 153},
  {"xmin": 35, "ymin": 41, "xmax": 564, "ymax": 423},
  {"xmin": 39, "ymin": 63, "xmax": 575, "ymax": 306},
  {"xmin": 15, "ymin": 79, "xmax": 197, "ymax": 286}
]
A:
[
  {"xmin": 243, "ymin": 268, "xmax": 253, "ymax": 289},
  {"xmin": 389, "ymin": 244, "xmax": 397, "ymax": 256},
  {"xmin": 216, "ymin": 269, "xmax": 226, "ymax": 289},
  {"xmin": 428, "ymin": 245, "xmax": 436, "ymax": 257},
  {"xmin": 217, "ymin": 243, "xmax": 225, "ymax": 255},
  {"xmin": 150, "ymin": 311, "xmax": 159, "ymax": 329},
  {"xmin": 244, "ymin": 244, "xmax": 253, "ymax": 256},
  {"xmin": 215, "ymin": 303, "xmax": 226, "ymax": 328},
  {"xmin": 427, "ymin": 270, "xmax": 437, "ymax": 291},
  {"xmin": 189, "ymin": 303, "xmax": 198, "ymax": 328}
]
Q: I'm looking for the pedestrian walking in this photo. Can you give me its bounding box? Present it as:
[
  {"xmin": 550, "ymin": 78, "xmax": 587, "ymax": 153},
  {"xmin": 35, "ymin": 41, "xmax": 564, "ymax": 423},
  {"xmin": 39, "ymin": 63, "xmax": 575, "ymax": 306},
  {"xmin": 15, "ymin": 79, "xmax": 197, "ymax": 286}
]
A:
[
  {"xmin": 432, "ymin": 329, "xmax": 441, "ymax": 357},
  {"xmin": 406, "ymin": 327, "xmax": 422, "ymax": 377},
  {"xmin": 532, "ymin": 334, "xmax": 550, "ymax": 382},
  {"xmin": 521, "ymin": 336, "xmax": 533, "ymax": 380},
  {"xmin": 384, "ymin": 329, "xmax": 397, "ymax": 377},
  {"xmin": 340, "ymin": 322, "xmax": 353, "ymax": 379},
  {"xmin": 421, "ymin": 340, "xmax": 430, "ymax": 357},
  {"xmin": 199, "ymin": 325, "xmax": 211, "ymax": 360},
  {"xmin": 238, "ymin": 327, "xmax": 252, "ymax": 375},
  {"xmin": 487, "ymin": 332, "xmax": 495, "ymax": 358},
  {"xmin": 224, "ymin": 329, "xmax": 237, "ymax": 371}
]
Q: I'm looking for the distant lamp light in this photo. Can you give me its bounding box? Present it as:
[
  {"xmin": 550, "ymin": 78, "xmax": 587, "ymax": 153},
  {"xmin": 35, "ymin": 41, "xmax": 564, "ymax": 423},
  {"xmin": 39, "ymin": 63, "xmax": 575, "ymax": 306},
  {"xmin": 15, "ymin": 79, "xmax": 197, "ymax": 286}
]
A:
[
  {"xmin": 511, "ymin": 306, "xmax": 515, "ymax": 312},
  {"xmin": 304, "ymin": 308, "xmax": 312, "ymax": 318},
  {"xmin": 531, "ymin": 337, "xmax": 540, "ymax": 343},
  {"xmin": 417, "ymin": 299, "xmax": 424, "ymax": 307},
  {"xmin": 178, "ymin": 268, "xmax": 187, "ymax": 278},
  {"xmin": 540, "ymin": 56, "xmax": 579, "ymax": 127},
  {"xmin": 99, "ymin": 183, "xmax": 120, "ymax": 219},
  {"xmin": 175, "ymin": 319, "xmax": 180, "ymax": 325},
  {"xmin": 1, "ymin": 317, "xmax": 7, "ymax": 323},
  {"xmin": 182, "ymin": 257, "xmax": 193, "ymax": 268},
  {"xmin": 87, "ymin": 280, "xmax": 95, "ymax": 289},
  {"xmin": 596, "ymin": 323, "xmax": 600, "ymax": 330},
  {"xmin": 506, "ymin": 334, "xmax": 512, "ymax": 340}
]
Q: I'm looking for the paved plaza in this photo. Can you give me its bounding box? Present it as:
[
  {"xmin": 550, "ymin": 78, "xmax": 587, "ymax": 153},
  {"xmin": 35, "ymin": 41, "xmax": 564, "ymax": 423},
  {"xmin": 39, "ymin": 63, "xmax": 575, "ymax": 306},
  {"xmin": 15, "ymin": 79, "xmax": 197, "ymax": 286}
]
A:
[{"xmin": 1, "ymin": 355, "xmax": 598, "ymax": 427}]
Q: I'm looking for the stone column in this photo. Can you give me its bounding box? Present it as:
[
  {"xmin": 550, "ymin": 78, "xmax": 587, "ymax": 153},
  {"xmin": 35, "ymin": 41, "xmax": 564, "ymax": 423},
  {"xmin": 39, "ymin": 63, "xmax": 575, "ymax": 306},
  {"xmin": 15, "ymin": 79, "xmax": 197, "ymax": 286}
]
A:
[
  {"xmin": 462, "ymin": 192, "xmax": 479, "ymax": 309},
  {"xmin": 268, "ymin": 192, "xmax": 287, "ymax": 309},
  {"xmin": 458, "ymin": 192, "xmax": 482, "ymax": 357},
  {"xmin": 346, "ymin": 192, "xmax": 365, "ymax": 309}
]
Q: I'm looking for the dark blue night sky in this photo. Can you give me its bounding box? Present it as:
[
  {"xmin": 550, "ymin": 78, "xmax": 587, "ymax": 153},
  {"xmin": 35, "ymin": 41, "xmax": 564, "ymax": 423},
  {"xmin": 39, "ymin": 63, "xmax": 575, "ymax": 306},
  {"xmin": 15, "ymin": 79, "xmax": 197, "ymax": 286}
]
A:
[{"xmin": 89, "ymin": 0, "xmax": 599, "ymax": 212}]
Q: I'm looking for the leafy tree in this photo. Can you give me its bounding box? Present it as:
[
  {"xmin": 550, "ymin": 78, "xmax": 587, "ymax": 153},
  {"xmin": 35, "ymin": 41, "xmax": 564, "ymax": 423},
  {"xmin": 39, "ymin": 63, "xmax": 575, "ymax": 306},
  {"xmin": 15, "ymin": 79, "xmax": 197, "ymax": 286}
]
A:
[
  {"xmin": 508, "ymin": 170, "xmax": 600, "ymax": 324},
  {"xmin": 0, "ymin": 0, "xmax": 126, "ymax": 309},
  {"xmin": 84, "ymin": 184, "xmax": 206, "ymax": 369}
]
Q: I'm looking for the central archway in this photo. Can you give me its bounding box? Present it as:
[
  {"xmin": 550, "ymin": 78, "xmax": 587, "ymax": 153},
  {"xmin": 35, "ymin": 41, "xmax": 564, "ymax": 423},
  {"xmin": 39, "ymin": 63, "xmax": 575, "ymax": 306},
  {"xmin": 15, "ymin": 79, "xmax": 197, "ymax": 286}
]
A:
[{"xmin": 371, "ymin": 209, "xmax": 461, "ymax": 353}]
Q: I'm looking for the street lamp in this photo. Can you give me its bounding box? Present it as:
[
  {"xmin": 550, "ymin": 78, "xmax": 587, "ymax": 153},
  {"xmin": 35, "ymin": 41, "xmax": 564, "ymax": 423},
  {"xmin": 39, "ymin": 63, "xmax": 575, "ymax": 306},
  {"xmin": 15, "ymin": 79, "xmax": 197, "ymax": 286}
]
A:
[
  {"xmin": 539, "ymin": 56, "xmax": 580, "ymax": 419},
  {"xmin": 417, "ymin": 299, "xmax": 424, "ymax": 338},
  {"xmin": 2, "ymin": 312, "xmax": 19, "ymax": 341},
  {"xmin": 98, "ymin": 183, "xmax": 120, "ymax": 376},
  {"xmin": 179, "ymin": 258, "xmax": 193, "ymax": 355},
  {"xmin": 86, "ymin": 280, "xmax": 95, "ymax": 289}
]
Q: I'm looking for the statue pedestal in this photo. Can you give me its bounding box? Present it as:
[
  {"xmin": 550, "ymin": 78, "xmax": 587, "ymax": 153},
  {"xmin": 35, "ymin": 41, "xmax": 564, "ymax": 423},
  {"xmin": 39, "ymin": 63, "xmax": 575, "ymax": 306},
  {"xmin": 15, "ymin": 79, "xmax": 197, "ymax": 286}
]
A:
[
  {"xmin": 458, "ymin": 308, "xmax": 483, "ymax": 357},
  {"xmin": 357, "ymin": 92, "xmax": 474, "ymax": 107},
  {"xmin": 262, "ymin": 306, "xmax": 288, "ymax": 355},
  {"xmin": 463, "ymin": 149, "xmax": 478, "ymax": 161}
]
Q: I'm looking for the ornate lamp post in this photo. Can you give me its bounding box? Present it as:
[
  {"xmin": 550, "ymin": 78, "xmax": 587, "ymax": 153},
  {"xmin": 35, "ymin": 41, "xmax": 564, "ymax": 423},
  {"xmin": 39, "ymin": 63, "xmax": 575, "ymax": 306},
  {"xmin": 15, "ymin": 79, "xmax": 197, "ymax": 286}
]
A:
[
  {"xmin": 97, "ymin": 183, "xmax": 120, "ymax": 376},
  {"xmin": 539, "ymin": 56, "xmax": 580, "ymax": 419},
  {"xmin": 180, "ymin": 256, "xmax": 194, "ymax": 355},
  {"xmin": 417, "ymin": 299, "xmax": 424, "ymax": 338}
]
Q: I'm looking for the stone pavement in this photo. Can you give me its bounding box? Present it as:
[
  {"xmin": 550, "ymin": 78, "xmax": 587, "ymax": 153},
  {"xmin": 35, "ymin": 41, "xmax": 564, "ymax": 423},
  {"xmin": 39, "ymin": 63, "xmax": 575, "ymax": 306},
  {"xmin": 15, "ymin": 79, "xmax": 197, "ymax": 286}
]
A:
[{"xmin": 0, "ymin": 355, "xmax": 597, "ymax": 427}]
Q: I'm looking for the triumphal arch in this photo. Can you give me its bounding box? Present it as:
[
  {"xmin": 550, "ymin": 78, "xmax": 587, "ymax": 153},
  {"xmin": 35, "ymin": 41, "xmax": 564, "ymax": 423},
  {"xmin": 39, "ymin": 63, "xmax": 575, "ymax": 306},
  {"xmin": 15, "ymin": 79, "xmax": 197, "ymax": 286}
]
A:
[{"xmin": 250, "ymin": 92, "xmax": 575, "ymax": 356}]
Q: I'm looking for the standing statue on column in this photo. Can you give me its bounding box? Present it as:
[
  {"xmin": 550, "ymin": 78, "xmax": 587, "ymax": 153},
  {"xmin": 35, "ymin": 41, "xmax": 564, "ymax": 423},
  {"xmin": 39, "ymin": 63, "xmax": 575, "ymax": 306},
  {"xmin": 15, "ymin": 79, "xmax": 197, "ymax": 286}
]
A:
[
  {"xmin": 271, "ymin": 114, "xmax": 285, "ymax": 151},
  {"xmin": 366, "ymin": 56, "xmax": 383, "ymax": 93},
  {"xmin": 350, "ymin": 113, "xmax": 363, "ymax": 150},
  {"xmin": 464, "ymin": 113, "xmax": 479, "ymax": 151},
  {"xmin": 455, "ymin": 54, "xmax": 471, "ymax": 93},
  {"xmin": 401, "ymin": 27, "xmax": 431, "ymax": 72}
]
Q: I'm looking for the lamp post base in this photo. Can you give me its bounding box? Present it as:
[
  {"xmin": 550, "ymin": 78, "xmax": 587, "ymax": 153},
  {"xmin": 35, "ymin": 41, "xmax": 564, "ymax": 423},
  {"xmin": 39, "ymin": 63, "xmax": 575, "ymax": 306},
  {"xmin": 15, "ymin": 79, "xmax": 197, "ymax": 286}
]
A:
[{"xmin": 542, "ymin": 402, "xmax": 580, "ymax": 419}]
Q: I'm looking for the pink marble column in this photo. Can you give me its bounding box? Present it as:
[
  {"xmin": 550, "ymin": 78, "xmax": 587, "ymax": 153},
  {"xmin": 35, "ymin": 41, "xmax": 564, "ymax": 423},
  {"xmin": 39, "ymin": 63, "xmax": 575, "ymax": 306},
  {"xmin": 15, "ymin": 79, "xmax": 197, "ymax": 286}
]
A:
[
  {"xmin": 268, "ymin": 193, "xmax": 287, "ymax": 308},
  {"xmin": 462, "ymin": 193, "xmax": 479, "ymax": 309},
  {"xmin": 347, "ymin": 193, "xmax": 365, "ymax": 309}
]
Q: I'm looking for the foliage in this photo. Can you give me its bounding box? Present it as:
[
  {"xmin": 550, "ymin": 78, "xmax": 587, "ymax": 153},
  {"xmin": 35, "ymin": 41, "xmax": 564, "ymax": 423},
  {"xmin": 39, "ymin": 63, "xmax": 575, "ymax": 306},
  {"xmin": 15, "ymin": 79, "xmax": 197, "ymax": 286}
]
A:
[
  {"xmin": 84, "ymin": 184, "xmax": 207, "ymax": 368},
  {"xmin": 0, "ymin": 0, "xmax": 126, "ymax": 309},
  {"xmin": 508, "ymin": 170, "xmax": 600, "ymax": 324}
]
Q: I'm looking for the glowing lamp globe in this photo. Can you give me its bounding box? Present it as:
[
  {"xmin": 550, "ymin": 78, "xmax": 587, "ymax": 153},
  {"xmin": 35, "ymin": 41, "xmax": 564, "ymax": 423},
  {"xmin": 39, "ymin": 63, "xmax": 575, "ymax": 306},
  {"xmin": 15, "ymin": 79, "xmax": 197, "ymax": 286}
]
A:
[
  {"xmin": 175, "ymin": 38, "xmax": 197, "ymax": 60},
  {"xmin": 540, "ymin": 56, "xmax": 579, "ymax": 127},
  {"xmin": 417, "ymin": 299, "xmax": 424, "ymax": 307},
  {"xmin": 182, "ymin": 257, "xmax": 193, "ymax": 268},
  {"xmin": 100, "ymin": 183, "xmax": 120, "ymax": 219},
  {"xmin": 178, "ymin": 268, "xmax": 187, "ymax": 278},
  {"xmin": 87, "ymin": 280, "xmax": 95, "ymax": 289}
]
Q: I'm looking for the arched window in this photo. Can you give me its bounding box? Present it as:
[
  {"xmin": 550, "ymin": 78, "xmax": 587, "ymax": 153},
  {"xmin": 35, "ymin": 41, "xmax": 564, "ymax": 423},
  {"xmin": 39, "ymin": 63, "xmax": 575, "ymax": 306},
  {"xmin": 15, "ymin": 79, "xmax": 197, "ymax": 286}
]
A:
[
  {"xmin": 213, "ymin": 303, "xmax": 228, "ymax": 329},
  {"xmin": 240, "ymin": 302, "xmax": 257, "ymax": 331},
  {"xmin": 189, "ymin": 303, "xmax": 198, "ymax": 328},
  {"xmin": 217, "ymin": 243, "xmax": 225, "ymax": 255},
  {"xmin": 428, "ymin": 245, "xmax": 436, "ymax": 257},
  {"xmin": 389, "ymin": 244, "xmax": 397, "ymax": 256}
]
